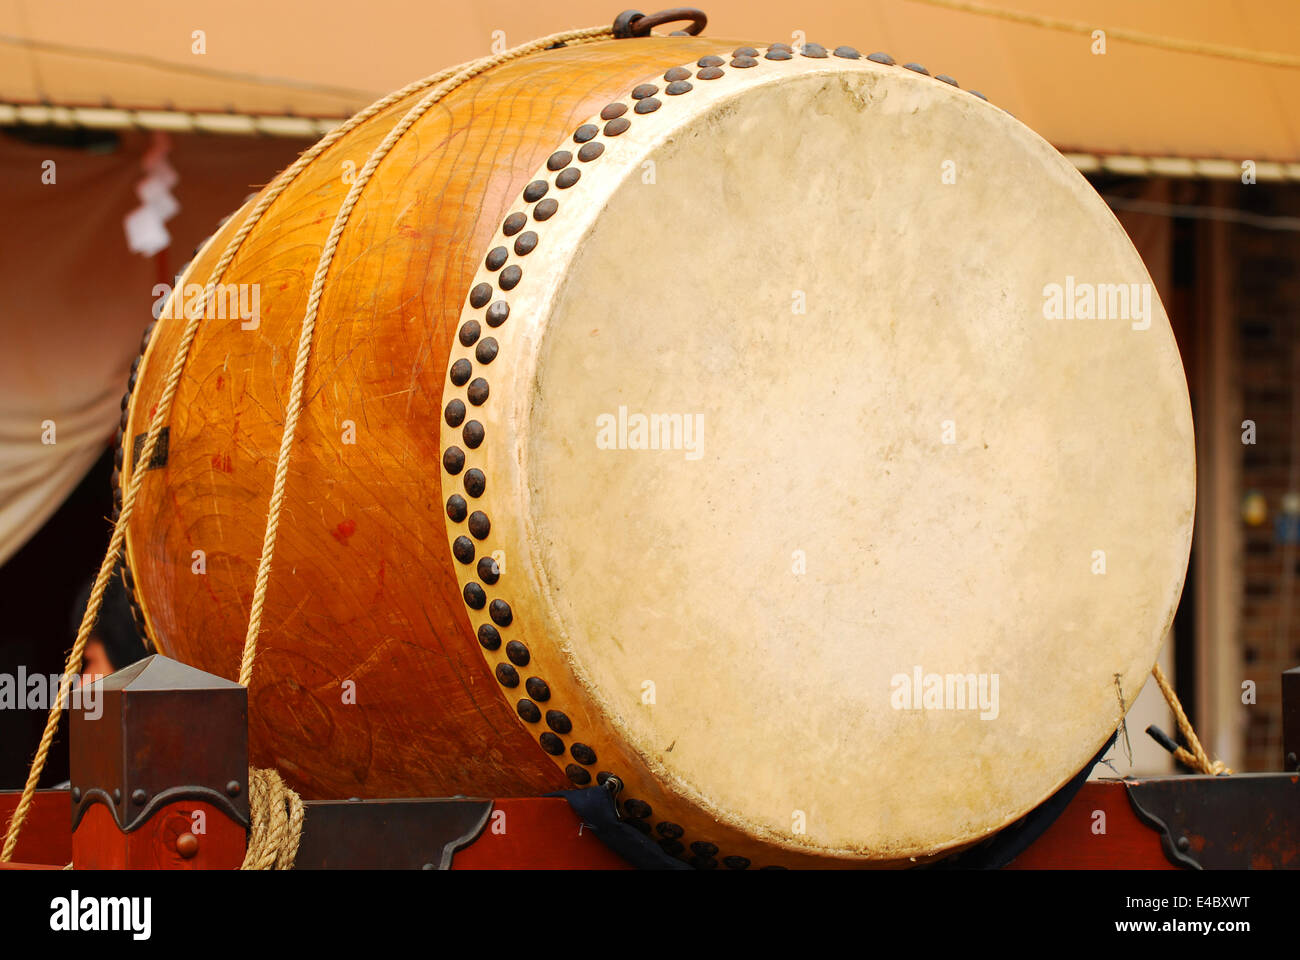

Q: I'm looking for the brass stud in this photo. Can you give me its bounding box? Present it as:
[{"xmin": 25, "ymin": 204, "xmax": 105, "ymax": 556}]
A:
[{"xmin": 176, "ymin": 833, "xmax": 200, "ymax": 859}]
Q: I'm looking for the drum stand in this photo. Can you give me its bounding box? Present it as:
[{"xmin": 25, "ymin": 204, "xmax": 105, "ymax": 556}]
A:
[{"xmin": 2, "ymin": 656, "xmax": 1297, "ymax": 870}]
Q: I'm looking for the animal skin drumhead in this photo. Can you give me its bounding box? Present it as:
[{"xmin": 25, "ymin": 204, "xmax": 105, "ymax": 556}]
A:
[{"xmin": 444, "ymin": 57, "xmax": 1194, "ymax": 860}]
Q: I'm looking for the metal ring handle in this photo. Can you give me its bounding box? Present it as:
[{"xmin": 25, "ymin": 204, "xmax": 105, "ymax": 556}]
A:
[{"xmin": 613, "ymin": 8, "xmax": 707, "ymax": 39}]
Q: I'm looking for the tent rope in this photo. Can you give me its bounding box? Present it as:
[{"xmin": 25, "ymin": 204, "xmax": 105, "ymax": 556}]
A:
[{"xmin": 1150, "ymin": 662, "xmax": 1231, "ymax": 775}]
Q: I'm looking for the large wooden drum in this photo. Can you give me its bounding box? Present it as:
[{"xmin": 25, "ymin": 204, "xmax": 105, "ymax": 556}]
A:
[{"xmin": 118, "ymin": 30, "xmax": 1195, "ymax": 867}]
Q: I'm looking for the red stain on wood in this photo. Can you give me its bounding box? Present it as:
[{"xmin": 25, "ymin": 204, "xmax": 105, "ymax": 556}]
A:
[{"xmin": 332, "ymin": 518, "xmax": 357, "ymax": 544}]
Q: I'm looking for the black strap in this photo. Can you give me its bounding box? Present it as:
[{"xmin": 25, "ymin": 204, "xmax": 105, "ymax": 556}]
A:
[{"xmin": 550, "ymin": 786, "xmax": 691, "ymax": 870}]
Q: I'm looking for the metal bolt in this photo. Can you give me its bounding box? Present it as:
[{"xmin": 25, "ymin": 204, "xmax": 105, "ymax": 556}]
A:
[
  {"xmin": 131, "ymin": 789, "xmax": 147, "ymax": 805},
  {"xmin": 1176, "ymin": 835, "xmax": 1191, "ymax": 852},
  {"xmin": 226, "ymin": 780, "xmax": 241, "ymax": 797},
  {"xmin": 176, "ymin": 833, "xmax": 199, "ymax": 859}
]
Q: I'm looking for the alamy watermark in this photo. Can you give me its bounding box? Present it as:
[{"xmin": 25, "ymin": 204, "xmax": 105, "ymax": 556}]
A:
[
  {"xmin": 1042, "ymin": 276, "xmax": 1153, "ymax": 330},
  {"xmin": 0, "ymin": 669, "xmax": 101, "ymax": 720},
  {"xmin": 595, "ymin": 406, "xmax": 704, "ymax": 461},
  {"xmin": 152, "ymin": 281, "xmax": 261, "ymax": 329},
  {"xmin": 890, "ymin": 666, "xmax": 999, "ymax": 720}
]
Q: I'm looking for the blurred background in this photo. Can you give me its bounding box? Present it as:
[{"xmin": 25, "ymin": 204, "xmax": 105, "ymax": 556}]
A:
[{"xmin": 1, "ymin": 0, "xmax": 1297, "ymax": 784}]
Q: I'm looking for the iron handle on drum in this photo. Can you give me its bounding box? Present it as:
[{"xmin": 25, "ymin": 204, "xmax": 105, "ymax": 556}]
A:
[{"xmin": 613, "ymin": 8, "xmax": 708, "ymax": 38}]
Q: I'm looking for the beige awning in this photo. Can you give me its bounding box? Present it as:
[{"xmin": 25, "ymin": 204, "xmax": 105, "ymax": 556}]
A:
[{"xmin": 2, "ymin": 0, "xmax": 1298, "ymax": 162}]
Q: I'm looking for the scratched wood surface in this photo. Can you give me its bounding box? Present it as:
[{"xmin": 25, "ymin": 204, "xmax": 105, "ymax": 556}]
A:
[{"xmin": 122, "ymin": 37, "xmax": 737, "ymax": 801}]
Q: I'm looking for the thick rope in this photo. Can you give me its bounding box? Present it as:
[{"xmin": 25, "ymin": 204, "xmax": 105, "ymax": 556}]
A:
[
  {"xmin": 1151, "ymin": 663, "xmax": 1231, "ymax": 775},
  {"xmin": 240, "ymin": 768, "xmax": 305, "ymax": 870},
  {"xmin": 1, "ymin": 23, "xmax": 613, "ymax": 864},
  {"xmin": 908, "ymin": 0, "xmax": 1300, "ymax": 69},
  {"xmin": 237, "ymin": 23, "xmax": 613, "ymax": 686}
]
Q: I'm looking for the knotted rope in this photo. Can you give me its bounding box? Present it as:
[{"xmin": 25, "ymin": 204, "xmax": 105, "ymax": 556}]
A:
[
  {"xmin": 240, "ymin": 768, "xmax": 305, "ymax": 870},
  {"xmin": 1150, "ymin": 662, "xmax": 1231, "ymax": 775},
  {"xmin": 2, "ymin": 22, "xmax": 614, "ymax": 866}
]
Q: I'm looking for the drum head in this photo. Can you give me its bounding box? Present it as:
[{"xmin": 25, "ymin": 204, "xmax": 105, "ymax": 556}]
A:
[{"xmin": 446, "ymin": 55, "xmax": 1194, "ymax": 860}]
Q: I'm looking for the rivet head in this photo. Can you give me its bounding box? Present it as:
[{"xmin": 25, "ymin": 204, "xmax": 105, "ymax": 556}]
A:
[
  {"xmin": 546, "ymin": 150, "xmax": 572, "ymax": 171},
  {"xmin": 936, "ymin": 74, "xmax": 959, "ymax": 87},
  {"xmin": 1176, "ymin": 835, "xmax": 1191, "ymax": 852},
  {"xmin": 623, "ymin": 797, "xmax": 651, "ymax": 818},
  {"xmin": 631, "ymin": 83, "xmax": 658, "ymax": 99},
  {"xmin": 476, "ymin": 555, "xmax": 500, "ymax": 584},
  {"xmin": 489, "ymin": 598, "xmax": 512, "ymax": 626},
  {"xmin": 486, "ymin": 301, "xmax": 510, "ymax": 327},
  {"xmin": 225, "ymin": 780, "xmax": 241, "ymax": 797},
  {"xmin": 573, "ymin": 123, "xmax": 599, "ymax": 143},
  {"xmin": 444, "ymin": 399, "xmax": 466, "ymax": 427},
  {"xmin": 467, "ymin": 378, "xmax": 490, "ymax": 406},
  {"xmin": 71, "ymin": 787, "xmax": 81, "ymax": 802},
  {"xmin": 664, "ymin": 66, "xmax": 691, "ymax": 81},
  {"xmin": 477, "ymin": 623, "xmax": 501, "ymax": 650},
  {"xmin": 765, "ymin": 49, "xmax": 792, "ymax": 61},
  {"xmin": 495, "ymin": 663, "xmax": 520, "ymax": 687},
  {"xmin": 449, "ymin": 358, "xmax": 472, "ymax": 386},
  {"xmin": 533, "ymin": 198, "xmax": 559, "ymax": 221},
  {"xmin": 446, "ymin": 495, "xmax": 468, "ymax": 523},
  {"xmin": 834, "ymin": 45, "xmax": 861, "ymax": 59},
  {"xmin": 113, "ymin": 788, "xmax": 122, "ymax": 803},
  {"xmin": 600, "ymin": 102, "xmax": 627, "ymax": 120},
  {"xmin": 464, "ymin": 468, "xmax": 486, "ymax": 497},
  {"xmin": 565, "ymin": 764, "xmax": 592, "ymax": 785},
  {"xmin": 656, "ymin": 822, "xmax": 684, "ymax": 839},
  {"xmin": 730, "ymin": 56, "xmax": 757, "ymax": 68},
  {"xmin": 498, "ymin": 265, "xmax": 522, "ymax": 291},
  {"xmin": 555, "ymin": 168, "xmax": 581, "ymax": 189},
  {"xmin": 176, "ymin": 833, "xmax": 199, "ymax": 859},
  {"xmin": 463, "ymin": 582, "xmax": 486, "ymax": 609},
  {"xmin": 484, "ymin": 246, "xmax": 508, "ymax": 271},
  {"xmin": 867, "ymin": 51, "xmax": 896, "ymax": 65},
  {"xmin": 457, "ymin": 320, "xmax": 480, "ymax": 347},
  {"xmin": 469, "ymin": 282, "xmax": 492, "ymax": 308},
  {"xmin": 660, "ymin": 838, "xmax": 685, "ymax": 856},
  {"xmin": 904, "ymin": 62, "xmax": 930, "ymax": 75},
  {"xmin": 502, "ymin": 212, "xmax": 527, "ymax": 236},
  {"xmin": 571, "ymin": 742, "xmax": 598, "ymax": 766},
  {"xmin": 698, "ymin": 55, "xmax": 725, "ymax": 67},
  {"xmin": 634, "ymin": 97, "xmax": 662, "ymax": 114},
  {"xmin": 452, "ymin": 536, "xmax": 475, "ymax": 564},
  {"xmin": 462, "ymin": 420, "xmax": 485, "ymax": 450},
  {"xmin": 723, "ymin": 855, "xmax": 751, "ymax": 870},
  {"xmin": 442, "ymin": 446, "xmax": 465, "ymax": 475},
  {"xmin": 970, "ymin": 90, "xmax": 988, "ymax": 101},
  {"xmin": 513, "ymin": 231, "xmax": 538, "ymax": 256},
  {"xmin": 475, "ymin": 338, "xmax": 498, "ymax": 365},
  {"xmin": 801, "ymin": 43, "xmax": 828, "ymax": 58},
  {"xmin": 539, "ymin": 732, "xmax": 565, "ymax": 755},
  {"xmin": 467, "ymin": 510, "xmax": 491, "ymax": 539},
  {"xmin": 690, "ymin": 840, "xmax": 719, "ymax": 858},
  {"xmin": 604, "ymin": 117, "xmax": 631, "ymax": 137},
  {"xmin": 525, "ymin": 676, "xmax": 551, "ymax": 701},
  {"xmin": 733, "ymin": 46, "xmax": 758, "ymax": 56},
  {"xmin": 503, "ymin": 640, "xmax": 529, "ymax": 666},
  {"xmin": 545, "ymin": 709, "xmax": 572, "ymax": 734},
  {"xmin": 577, "ymin": 142, "xmax": 605, "ymax": 162},
  {"xmin": 665, "ymin": 80, "xmax": 693, "ymax": 95},
  {"xmin": 517, "ymin": 699, "xmax": 541, "ymax": 723},
  {"xmin": 523, "ymin": 180, "xmax": 548, "ymax": 202}
]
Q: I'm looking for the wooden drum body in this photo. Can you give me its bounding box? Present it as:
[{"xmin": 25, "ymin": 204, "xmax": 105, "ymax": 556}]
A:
[{"xmin": 120, "ymin": 35, "xmax": 1195, "ymax": 868}]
